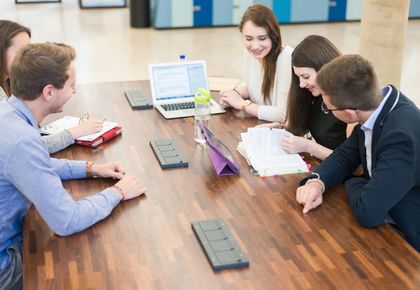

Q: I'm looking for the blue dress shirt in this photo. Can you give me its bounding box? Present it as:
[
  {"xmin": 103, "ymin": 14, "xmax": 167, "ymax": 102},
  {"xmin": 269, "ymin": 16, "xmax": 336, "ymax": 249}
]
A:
[
  {"xmin": 0, "ymin": 96, "xmax": 121, "ymax": 271},
  {"xmin": 360, "ymin": 86, "xmax": 392, "ymax": 176}
]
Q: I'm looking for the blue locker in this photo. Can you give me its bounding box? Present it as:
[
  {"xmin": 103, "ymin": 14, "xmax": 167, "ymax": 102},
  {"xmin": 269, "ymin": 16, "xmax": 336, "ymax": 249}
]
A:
[
  {"xmin": 409, "ymin": 0, "xmax": 420, "ymax": 18},
  {"xmin": 194, "ymin": 0, "xmax": 213, "ymax": 26},
  {"xmin": 213, "ymin": 0, "xmax": 233, "ymax": 25},
  {"xmin": 328, "ymin": 0, "xmax": 347, "ymax": 21},
  {"xmin": 291, "ymin": 0, "xmax": 329, "ymax": 22},
  {"xmin": 154, "ymin": 0, "xmax": 172, "ymax": 28},
  {"xmin": 273, "ymin": 0, "xmax": 291, "ymax": 23}
]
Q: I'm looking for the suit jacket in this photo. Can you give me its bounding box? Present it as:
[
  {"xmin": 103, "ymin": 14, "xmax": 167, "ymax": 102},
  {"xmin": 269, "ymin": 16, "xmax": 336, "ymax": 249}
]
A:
[{"xmin": 311, "ymin": 85, "xmax": 420, "ymax": 251}]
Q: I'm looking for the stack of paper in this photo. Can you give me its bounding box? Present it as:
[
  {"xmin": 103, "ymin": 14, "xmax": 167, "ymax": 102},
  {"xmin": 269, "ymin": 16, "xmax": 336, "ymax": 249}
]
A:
[{"xmin": 237, "ymin": 128, "xmax": 309, "ymax": 177}]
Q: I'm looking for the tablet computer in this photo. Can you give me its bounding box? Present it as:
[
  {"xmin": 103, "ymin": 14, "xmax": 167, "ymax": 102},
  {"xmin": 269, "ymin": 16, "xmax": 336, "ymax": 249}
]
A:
[{"xmin": 200, "ymin": 124, "xmax": 239, "ymax": 175}]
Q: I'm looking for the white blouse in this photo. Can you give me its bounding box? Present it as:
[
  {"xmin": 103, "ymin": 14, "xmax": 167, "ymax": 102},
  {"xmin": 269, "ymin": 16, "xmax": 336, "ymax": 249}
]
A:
[{"xmin": 243, "ymin": 45, "xmax": 293, "ymax": 123}]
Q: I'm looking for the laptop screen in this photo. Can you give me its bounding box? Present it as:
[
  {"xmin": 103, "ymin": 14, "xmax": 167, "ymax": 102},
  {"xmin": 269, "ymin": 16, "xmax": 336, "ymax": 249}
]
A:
[{"xmin": 149, "ymin": 61, "xmax": 208, "ymax": 103}]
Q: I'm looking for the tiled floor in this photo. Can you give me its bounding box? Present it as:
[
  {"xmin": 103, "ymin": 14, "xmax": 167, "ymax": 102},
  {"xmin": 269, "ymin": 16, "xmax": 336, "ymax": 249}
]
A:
[{"xmin": 1, "ymin": 0, "xmax": 419, "ymax": 105}]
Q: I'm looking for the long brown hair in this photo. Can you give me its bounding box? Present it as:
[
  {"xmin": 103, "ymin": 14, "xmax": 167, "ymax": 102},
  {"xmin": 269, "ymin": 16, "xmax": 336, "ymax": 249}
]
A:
[
  {"xmin": 285, "ymin": 35, "xmax": 341, "ymax": 136},
  {"xmin": 0, "ymin": 20, "xmax": 31, "ymax": 96},
  {"xmin": 239, "ymin": 4, "xmax": 282, "ymax": 104}
]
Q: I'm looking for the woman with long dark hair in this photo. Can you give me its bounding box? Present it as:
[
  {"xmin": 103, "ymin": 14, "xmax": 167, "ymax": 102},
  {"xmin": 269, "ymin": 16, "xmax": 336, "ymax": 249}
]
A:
[{"xmin": 280, "ymin": 35, "xmax": 354, "ymax": 160}]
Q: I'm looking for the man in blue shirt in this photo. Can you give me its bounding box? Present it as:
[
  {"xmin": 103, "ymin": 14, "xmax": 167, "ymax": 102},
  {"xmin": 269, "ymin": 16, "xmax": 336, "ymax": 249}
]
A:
[
  {"xmin": 0, "ymin": 42, "xmax": 147, "ymax": 290},
  {"xmin": 296, "ymin": 55, "xmax": 420, "ymax": 251}
]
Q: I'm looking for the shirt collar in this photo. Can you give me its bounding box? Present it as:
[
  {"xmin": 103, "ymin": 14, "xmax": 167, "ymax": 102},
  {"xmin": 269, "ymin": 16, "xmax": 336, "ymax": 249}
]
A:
[
  {"xmin": 361, "ymin": 86, "xmax": 392, "ymax": 131},
  {"xmin": 0, "ymin": 86, "xmax": 7, "ymax": 100},
  {"xmin": 8, "ymin": 95, "xmax": 39, "ymax": 129}
]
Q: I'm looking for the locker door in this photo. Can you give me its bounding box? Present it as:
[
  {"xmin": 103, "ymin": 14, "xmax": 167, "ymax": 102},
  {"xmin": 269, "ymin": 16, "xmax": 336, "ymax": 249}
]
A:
[
  {"xmin": 291, "ymin": 0, "xmax": 329, "ymax": 22},
  {"xmin": 409, "ymin": 0, "xmax": 420, "ymax": 18},
  {"xmin": 254, "ymin": 0, "xmax": 273, "ymax": 9},
  {"xmin": 233, "ymin": 0, "xmax": 254, "ymax": 25},
  {"xmin": 328, "ymin": 0, "xmax": 347, "ymax": 21},
  {"xmin": 154, "ymin": 0, "xmax": 172, "ymax": 28},
  {"xmin": 273, "ymin": 0, "xmax": 291, "ymax": 23},
  {"xmin": 172, "ymin": 0, "xmax": 193, "ymax": 27},
  {"xmin": 213, "ymin": 0, "xmax": 232, "ymax": 25},
  {"xmin": 346, "ymin": 0, "xmax": 362, "ymax": 20},
  {"xmin": 194, "ymin": 0, "xmax": 213, "ymax": 26}
]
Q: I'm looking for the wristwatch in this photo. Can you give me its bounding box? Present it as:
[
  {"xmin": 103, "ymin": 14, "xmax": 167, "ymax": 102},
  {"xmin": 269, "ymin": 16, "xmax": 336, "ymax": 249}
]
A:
[{"xmin": 241, "ymin": 100, "xmax": 252, "ymax": 112}]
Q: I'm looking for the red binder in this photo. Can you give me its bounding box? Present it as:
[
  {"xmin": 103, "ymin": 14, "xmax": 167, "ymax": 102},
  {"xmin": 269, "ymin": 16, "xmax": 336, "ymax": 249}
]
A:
[{"xmin": 75, "ymin": 126, "xmax": 122, "ymax": 148}]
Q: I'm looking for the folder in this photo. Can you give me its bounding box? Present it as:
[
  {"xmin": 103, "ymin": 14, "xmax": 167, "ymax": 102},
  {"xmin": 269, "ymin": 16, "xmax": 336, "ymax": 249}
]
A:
[
  {"xmin": 75, "ymin": 126, "xmax": 122, "ymax": 148},
  {"xmin": 200, "ymin": 124, "xmax": 239, "ymax": 176}
]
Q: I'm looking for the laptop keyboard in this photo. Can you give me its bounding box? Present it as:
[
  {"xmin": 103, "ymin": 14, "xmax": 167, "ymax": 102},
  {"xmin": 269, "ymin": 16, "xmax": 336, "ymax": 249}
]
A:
[{"xmin": 161, "ymin": 102, "xmax": 195, "ymax": 111}]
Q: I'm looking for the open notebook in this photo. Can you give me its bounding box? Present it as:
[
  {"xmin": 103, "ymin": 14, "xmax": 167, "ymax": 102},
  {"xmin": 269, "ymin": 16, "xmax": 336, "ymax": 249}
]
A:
[{"xmin": 40, "ymin": 116, "xmax": 122, "ymax": 148}]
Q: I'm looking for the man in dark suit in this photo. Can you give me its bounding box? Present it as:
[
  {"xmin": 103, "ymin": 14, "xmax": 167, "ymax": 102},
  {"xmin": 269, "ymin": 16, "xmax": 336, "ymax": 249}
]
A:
[{"xmin": 296, "ymin": 54, "xmax": 420, "ymax": 251}]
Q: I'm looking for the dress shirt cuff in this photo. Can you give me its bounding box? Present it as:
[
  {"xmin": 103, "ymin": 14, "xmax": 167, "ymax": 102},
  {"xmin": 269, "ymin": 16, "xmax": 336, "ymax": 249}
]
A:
[
  {"xmin": 103, "ymin": 187, "xmax": 123, "ymax": 206},
  {"xmin": 71, "ymin": 160, "xmax": 89, "ymax": 179}
]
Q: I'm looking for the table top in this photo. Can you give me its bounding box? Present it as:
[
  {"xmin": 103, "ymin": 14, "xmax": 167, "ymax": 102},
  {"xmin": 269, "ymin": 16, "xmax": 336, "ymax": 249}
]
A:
[{"xmin": 23, "ymin": 81, "xmax": 420, "ymax": 290}]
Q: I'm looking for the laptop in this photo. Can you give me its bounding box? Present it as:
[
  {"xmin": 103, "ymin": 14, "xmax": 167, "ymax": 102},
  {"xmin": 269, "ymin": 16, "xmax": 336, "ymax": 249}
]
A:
[{"xmin": 148, "ymin": 60, "xmax": 226, "ymax": 119}]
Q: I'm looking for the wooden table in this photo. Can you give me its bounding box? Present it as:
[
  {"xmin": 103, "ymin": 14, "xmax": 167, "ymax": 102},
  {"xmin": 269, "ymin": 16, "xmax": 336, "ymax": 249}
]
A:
[{"xmin": 23, "ymin": 81, "xmax": 420, "ymax": 290}]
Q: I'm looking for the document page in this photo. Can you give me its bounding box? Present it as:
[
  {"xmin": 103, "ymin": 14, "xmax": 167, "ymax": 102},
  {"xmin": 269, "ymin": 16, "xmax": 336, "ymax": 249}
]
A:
[
  {"xmin": 238, "ymin": 127, "xmax": 309, "ymax": 176},
  {"xmin": 251, "ymin": 154, "xmax": 308, "ymax": 176},
  {"xmin": 40, "ymin": 116, "xmax": 118, "ymax": 142},
  {"xmin": 246, "ymin": 128, "xmax": 289, "ymax": 158}
]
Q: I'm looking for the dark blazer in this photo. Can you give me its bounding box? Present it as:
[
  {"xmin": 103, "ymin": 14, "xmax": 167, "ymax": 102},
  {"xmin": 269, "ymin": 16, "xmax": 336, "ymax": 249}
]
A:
[{"xmin": 311, "ymin": 85, "xmax": 420, "ymax": 251}]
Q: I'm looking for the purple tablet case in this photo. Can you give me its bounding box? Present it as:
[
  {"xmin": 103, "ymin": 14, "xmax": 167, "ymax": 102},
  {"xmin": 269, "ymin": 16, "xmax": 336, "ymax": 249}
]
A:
[{"xmin": 200, "ymin": 124, "xmax": 240, "ymax": 176}]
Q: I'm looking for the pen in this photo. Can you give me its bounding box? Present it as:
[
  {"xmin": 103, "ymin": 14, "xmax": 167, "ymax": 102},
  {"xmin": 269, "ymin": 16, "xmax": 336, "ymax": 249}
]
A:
[{"xmin": 79, "ymin": 113, "xmax": 89, "ymax": 124}]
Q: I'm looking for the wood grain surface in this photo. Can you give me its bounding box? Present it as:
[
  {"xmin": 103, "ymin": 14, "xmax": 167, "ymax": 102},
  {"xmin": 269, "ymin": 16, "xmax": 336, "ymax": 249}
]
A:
[{"xmin": 23, "ymin": 81, "xmax": 420, "ymax": 290}]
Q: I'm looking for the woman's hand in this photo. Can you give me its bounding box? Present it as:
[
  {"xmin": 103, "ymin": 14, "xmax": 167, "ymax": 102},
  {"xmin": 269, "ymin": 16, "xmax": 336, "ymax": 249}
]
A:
[
  {"xmin": 219, "ymin": 90, "xmax": 245, "ymax": 110},
  {"xmin": 68, "ymin": 118, "xmax": 104, "ymax": 138},
  {"xmin": 281, "ymin": 135, "xmax": 312, "ymax": 154}
]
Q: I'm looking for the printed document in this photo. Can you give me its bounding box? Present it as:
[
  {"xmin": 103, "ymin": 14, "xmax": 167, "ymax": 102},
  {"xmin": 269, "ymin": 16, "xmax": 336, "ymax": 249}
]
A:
[{"xmin": 237, "ymin": 127, "xmax": 308, "ymax": 176}]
